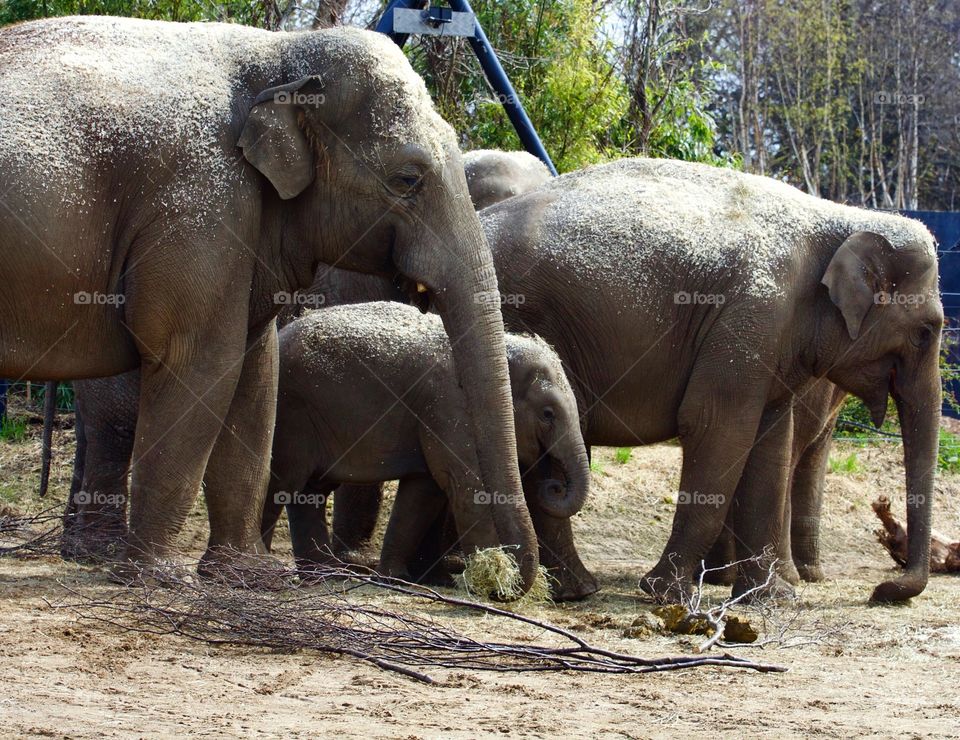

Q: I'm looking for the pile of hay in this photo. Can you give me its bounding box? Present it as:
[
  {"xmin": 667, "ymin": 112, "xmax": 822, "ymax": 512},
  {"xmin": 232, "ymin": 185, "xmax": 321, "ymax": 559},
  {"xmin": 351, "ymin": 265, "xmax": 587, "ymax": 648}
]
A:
[{"xmin": 457, "ymin": 547, "xmax": 552, "ymax": 604}]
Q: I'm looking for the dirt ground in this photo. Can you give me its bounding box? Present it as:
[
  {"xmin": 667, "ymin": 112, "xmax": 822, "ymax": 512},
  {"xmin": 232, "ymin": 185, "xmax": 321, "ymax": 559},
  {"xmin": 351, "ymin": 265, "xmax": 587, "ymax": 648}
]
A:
[{"xmin": 2, "ymin": 412, "xmax": 960, "ymax": 738}]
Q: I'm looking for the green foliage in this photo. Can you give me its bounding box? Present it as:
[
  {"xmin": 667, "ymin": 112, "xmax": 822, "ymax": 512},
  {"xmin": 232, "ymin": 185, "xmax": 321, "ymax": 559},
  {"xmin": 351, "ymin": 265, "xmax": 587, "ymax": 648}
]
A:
[
  {"xmin": 828, "ymin": 452, "xmax": 860, "ymax": 474},
  {"xmin": 589, "ymin": 460, "xmax": 605, "ymax": 476},
  {"xmin": 938, "ymin": 430, "xmax": 960, "ymax": 474},
  {"xmin": 409, "ymin": 0, "xmax": 630, "ymax": 172},
  {"xmin": 614, "ymin": 447, "xmax": 632, "ymax": 465},
  {"xmin": 0, "ymin": 415, "xmax": 27, "ymax": 442}
]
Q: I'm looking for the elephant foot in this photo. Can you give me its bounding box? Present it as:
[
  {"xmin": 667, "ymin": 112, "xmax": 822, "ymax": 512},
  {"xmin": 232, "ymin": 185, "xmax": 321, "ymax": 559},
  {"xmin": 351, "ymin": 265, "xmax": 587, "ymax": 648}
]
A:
[
  {"xmin": 333, "ymin": 547, "xmax": 379, "ymax": 570},
  {"xmin": 796, "ymin": 562, "xmax": 826, "ymax": 582},
  {"xmin": 548, "ymin": 564, "xmax": 600, "ymax": 602},
  {"xmin": 108, "ymin": 553, "xmax": 191, "ymax": 587},
  {"xmin": 197, "ymin": 546, "xmax": 291, "ymax": 590},
  {"xmin": 61, "ymin": 513, "xmax": 127, "ymax": 563},
  {"xmin": 731, "ymin": 573, "xmax": 796, "ymax": 604},
  {"xmin": 640, "ymin": 567, "xmax": 694, "ymax": 605},
  {"xmin": 777, "ymin": 558, "xmax": 802, "ymax": 586}
]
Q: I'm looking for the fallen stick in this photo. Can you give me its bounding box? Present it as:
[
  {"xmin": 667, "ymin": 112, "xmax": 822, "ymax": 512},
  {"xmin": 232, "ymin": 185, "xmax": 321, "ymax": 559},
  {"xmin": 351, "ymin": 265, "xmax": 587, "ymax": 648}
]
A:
[{"xmin": 872, "ymin": 496, "xmax": 960, "ymax": 573}]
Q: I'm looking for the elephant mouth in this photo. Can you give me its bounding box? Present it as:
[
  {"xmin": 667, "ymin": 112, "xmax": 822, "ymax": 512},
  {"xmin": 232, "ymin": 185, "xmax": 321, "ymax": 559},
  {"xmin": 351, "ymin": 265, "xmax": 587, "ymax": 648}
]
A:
[{"xmin": 395, "ymin": 275, "xmax": 432, "ymax": 313}]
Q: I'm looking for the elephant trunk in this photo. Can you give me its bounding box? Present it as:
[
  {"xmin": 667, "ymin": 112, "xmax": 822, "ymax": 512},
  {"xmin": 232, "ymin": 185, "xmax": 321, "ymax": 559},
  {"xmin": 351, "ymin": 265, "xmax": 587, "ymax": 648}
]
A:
[
  {"xmin": 536, "ymin": 437, "xmax": 591, "ymax": 519},
  {"xmin": 872, "ymin": 360, "xmax": 939, "ymax": 601},
  {"xmin": 430, "ymin": 241, "xmax": 539, "ymax": 593}
]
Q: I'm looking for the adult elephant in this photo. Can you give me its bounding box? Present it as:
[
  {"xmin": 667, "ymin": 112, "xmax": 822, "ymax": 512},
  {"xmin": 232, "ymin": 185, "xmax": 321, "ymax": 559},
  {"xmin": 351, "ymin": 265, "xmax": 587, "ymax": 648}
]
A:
[
  {"xmin": 0, "ymin": 17, "xmax": 536, "ymax": 586},
  {"xmin": 350, "ymin": 158, "xmax": 941, "ymax": 603},
  {"xmin": 477, "ymin": 158, "xmax": 940, "ymax": 603},
  {"xmin": 463, "ymin": 150, "xmax": 552, "ymax": 210},
  {"xmin": 51, "ymin": 148, "xmax": 550, "ymax": 566}
]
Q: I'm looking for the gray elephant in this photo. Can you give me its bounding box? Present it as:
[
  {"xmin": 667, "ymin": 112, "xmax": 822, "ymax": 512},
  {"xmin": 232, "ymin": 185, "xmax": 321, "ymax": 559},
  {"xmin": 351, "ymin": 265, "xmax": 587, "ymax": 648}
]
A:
[
  {"xmin": 51, "ymin": 147, "xmax": 552, "ymax": 567},
  {"xmin": 0, "ymin": 17, "xmax": 536, "ymax": 585},
  {"xmin": 481, "ymin": 158, "xmax": 941, "ymax": 602},
  {"xmin": 348, "ymin": 158, "xmax": 942, "ymax": 603},
  {"xmin": 259, "ymin": 302, "xmax": 588, "ymax": 583},
  {"xmin": 463, "ymin": 149, "xmax": 552, "ymax": 209},
  {"xmin": 704, "ymin": 378, "xmax": 847, "ymax": 586}
]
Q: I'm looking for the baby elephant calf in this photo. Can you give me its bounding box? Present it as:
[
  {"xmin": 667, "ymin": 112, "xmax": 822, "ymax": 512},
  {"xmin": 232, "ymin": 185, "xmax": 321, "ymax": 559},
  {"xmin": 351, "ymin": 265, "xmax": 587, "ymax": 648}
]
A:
[{"xmin": 261, "ymin": 302, "xmax": 589, "ymax": 581}]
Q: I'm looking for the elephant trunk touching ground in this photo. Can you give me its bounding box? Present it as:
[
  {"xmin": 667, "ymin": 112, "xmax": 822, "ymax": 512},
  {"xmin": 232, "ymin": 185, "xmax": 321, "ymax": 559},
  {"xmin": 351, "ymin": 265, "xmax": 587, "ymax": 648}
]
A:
[
  {"xmin": 873, "ymin": 356, "xmax": 940, "ymax": 601},
  {"xmin": 421, "ymin": 228, "xmax": 539, "ymax": 590}
]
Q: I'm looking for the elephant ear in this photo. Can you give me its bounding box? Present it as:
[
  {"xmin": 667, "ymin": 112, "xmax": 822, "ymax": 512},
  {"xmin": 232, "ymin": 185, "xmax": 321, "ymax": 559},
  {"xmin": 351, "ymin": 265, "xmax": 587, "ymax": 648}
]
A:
[
  {"xmin": 238, "ymin": 78, "xmax": 322, "ymax": 200},
  {"xmin": 821, "ymin": 231, "xmax": 895, "ymax": 340}
]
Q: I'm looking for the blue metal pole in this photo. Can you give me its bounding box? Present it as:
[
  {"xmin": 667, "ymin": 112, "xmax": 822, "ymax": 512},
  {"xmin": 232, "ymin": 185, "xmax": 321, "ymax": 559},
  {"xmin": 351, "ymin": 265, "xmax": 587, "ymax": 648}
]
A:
[
  {"xmin": 375, "ymin": 0, "xmax": 558, "ymax": 176},
  {"xmin": 447, "ymin": 0, "xmax": 557, "ymax": 175}
]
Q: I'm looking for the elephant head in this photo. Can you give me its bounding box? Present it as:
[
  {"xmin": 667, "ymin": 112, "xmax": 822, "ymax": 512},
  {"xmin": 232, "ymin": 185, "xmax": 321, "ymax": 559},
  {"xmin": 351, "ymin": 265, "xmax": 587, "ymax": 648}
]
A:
[
  {"xmin": 237, "ymin": 29, "xmax": 538, "ymax": 589},
  {"xmin": 820, "ymin": 230, "xmax": 942, "ymax": 601},
  {"xmin": 508, "ymin": 336, "xmax": 590, "ymax": 519}
]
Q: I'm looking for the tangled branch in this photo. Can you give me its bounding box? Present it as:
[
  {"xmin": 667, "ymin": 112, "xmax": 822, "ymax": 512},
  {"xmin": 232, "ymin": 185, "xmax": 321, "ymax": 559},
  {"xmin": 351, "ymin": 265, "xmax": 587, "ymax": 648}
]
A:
[{"xmin": 52, "ymin": 560, "xmax": 786, "ymax": 684}]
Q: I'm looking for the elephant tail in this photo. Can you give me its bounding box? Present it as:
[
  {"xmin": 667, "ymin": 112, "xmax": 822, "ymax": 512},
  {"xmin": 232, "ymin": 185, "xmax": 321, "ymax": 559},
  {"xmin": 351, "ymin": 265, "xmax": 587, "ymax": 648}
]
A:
[{"xmin": 39, "ymin": 381, "xmax": 56, "ymax": 497}]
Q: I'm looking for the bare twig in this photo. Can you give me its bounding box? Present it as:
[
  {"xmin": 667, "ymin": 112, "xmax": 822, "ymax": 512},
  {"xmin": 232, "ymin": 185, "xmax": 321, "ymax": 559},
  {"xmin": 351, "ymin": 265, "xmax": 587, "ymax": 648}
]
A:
[{"xmin": 49, "ymin": 558, "xmax": 786, "ymax": 684}]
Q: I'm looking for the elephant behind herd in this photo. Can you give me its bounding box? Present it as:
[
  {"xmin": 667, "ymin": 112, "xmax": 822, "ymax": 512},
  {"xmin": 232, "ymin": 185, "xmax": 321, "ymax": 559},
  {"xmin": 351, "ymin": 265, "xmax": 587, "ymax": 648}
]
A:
[{"xmin": 2, "ymin": 16, "xmax": 942, "ymax": 606}]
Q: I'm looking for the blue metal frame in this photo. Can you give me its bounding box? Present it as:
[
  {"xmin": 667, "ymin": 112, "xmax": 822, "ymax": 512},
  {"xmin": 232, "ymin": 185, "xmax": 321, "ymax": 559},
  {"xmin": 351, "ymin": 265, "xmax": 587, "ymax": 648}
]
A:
[{"xmin": 375, "ymin": 0, "xmax": 558, "ymax": 176}]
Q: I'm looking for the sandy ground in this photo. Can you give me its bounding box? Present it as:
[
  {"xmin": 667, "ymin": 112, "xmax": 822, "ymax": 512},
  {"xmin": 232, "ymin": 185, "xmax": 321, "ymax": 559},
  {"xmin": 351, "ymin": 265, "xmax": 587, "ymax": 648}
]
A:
[{"xmin": 2, "ymin": 413, "xmax": 960, "ymax": 738}]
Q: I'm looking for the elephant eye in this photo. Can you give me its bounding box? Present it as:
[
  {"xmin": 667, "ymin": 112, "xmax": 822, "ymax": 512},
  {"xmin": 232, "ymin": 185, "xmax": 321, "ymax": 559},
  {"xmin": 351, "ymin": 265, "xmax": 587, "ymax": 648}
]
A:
[
  {"xmin": 911, "ymin": 323, "xmax": 937, "ymax": 348},
  {"xmin": 390, "ymin": 171, "xmax": 423, "ymax": 197},
  {"xmin": 541, "ymin": 406, "xmax": 555, "ymax": 422}
]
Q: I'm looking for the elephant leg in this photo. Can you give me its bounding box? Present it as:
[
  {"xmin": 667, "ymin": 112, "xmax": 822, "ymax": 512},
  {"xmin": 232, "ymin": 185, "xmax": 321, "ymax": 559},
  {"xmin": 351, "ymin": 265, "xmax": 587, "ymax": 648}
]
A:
[
  {"xmin": 379, "ymin": 475, "xmax": 447, "ymax": 580},
  {"xmin": 790, "ymin": 427, "xmax": 835, "ymax": 582},
  {"xmin": 698, "ymin": 522, "xmax": 738, "ymax": 586},
  {"xmin": 120, "ymin": 322, "xmax": 247, "ymax": 576},
  {"xmin": 198, "ymin": 323, "xmax": 281, "ymax": 582},
  {"xmin": 331, "ymin": 482, "xmax": 383, "ymax": 565},
  {"xmin": 730, "ymin": 401, "xmax": 797, "ymax": 600},
  {"xmin": 777, "ymin": 477, "xmax": 801, "ymax": 585},
  {"xmin": 287, "ymin": 485, "xmax": 336, "ymax": 572},
  {"xmin": 528, "ymin": 502, "xmax": 599, "ymax": 601},
  {"xmin": 641, "ymin": 378, "xmax": 764, "ymax": 603}
]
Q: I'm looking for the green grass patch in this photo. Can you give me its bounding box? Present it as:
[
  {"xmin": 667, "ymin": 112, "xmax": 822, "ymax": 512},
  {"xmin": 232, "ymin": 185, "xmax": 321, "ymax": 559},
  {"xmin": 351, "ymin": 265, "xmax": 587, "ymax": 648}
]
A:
[
  {"xmin": 828, "ymin": 452, "xmax": 861, "ymax": 474},
  {"xmin": 0, "ymin": 415, "xmax": 27, "ymax": 443},
  {"xmin": 614, "ymin": 447, "xmax": 632, "ymax": 465},
  {"xmin": 939, "ymin": 429, "xmax": 960, "ymax": 473}
]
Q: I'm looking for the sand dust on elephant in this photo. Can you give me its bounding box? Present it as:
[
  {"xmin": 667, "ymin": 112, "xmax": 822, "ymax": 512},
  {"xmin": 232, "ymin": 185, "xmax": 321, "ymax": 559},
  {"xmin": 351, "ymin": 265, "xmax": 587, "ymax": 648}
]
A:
[{"xmin": 1, "ymin": 422, "xmax": 960, "ymax": 737}]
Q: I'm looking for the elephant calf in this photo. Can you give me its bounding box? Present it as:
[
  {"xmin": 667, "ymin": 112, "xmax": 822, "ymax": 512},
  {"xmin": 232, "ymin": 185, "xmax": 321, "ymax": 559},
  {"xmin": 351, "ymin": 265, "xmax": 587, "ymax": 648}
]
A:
[{"xmin": 260, "ymin": 302, "xmax": 589, "ymax": 582}]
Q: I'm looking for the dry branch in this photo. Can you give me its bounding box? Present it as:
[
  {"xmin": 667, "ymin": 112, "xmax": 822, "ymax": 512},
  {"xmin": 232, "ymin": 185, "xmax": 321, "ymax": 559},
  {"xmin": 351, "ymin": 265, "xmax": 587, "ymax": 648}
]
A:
[
  {"xmin": 50, "ymin": 559, "xmax": 786, "ymax": 683},
  {"xmin": 873, "ymin": 496, "xmax": 960, "ymax": 573}
]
